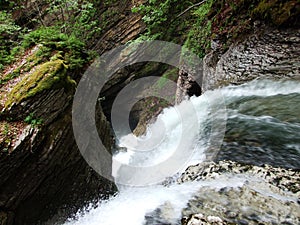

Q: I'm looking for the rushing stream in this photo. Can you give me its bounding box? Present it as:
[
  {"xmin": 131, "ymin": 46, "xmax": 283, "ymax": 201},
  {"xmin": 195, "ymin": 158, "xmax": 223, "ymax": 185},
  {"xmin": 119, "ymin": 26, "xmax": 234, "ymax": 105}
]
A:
[{"xmin": 64, "ymin": 79, "xmax": 300, "ymax": 225}]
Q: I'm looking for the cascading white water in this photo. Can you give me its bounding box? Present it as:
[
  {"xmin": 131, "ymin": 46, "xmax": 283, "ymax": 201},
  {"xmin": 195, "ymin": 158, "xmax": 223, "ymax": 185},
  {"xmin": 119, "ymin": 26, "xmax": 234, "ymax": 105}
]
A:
[
  {"xmin": 112, "ymin": 89, "xmax": 222, "ymax": 186},
  {"xmin": 64, "ymin": 79, "xmax": 300, "ymax": 225},
  {"xmin": 64, "ymin": 175, "xmax": 252, "ymax": 225}
]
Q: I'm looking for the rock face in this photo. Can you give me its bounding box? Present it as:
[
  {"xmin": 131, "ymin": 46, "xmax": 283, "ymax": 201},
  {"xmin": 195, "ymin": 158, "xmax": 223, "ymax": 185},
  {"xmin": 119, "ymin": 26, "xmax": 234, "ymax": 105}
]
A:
[
  {"xmin": 128, "ymin": 25, "xmax": 300, "ymax": 132},
  {"xmin": 174, "ymin": 25, "xmax": 300, "ymax": 225},
  {"xmin": 1, "ymin": 2, "xmax": 299, "ymax": 225},
  {"xmin": 0, "ymin": 68, "xmax": 116, "ymax": 225},
  {"xmin": 202, "ymin": 26, "xmax": 300, "ymax": 91},
  {"xmin": 175, "ymin": 65, "xmax": 202, "ymax": 104}
]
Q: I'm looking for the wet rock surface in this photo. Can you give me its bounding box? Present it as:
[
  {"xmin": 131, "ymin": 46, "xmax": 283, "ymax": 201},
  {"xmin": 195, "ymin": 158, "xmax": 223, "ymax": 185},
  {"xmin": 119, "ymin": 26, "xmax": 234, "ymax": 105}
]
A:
[
  {"xmin": 144, "ymin": 201, "xmax": 177, "ymax": 225},
  {"xmin": 175, "ymin": 65, "xmax": 202, "ymax": 105},
  {"xmin": 182, "ymin": 213, "xmax": 226, "ymax": 225},
  {"xmin": 178, "ymin": 161, "xmax": 300, "ymax": 193}
]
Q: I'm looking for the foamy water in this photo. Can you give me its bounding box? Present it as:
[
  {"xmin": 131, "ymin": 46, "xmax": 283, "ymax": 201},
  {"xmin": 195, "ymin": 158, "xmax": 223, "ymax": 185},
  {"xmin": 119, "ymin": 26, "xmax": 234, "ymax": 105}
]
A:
[
  {"xmin": 64, "ymin": 79, "xmax": 300, "ymax": 225},
  {"xmin": 64, "ymin": 175, "xmax": 249, "ymax": 225}
]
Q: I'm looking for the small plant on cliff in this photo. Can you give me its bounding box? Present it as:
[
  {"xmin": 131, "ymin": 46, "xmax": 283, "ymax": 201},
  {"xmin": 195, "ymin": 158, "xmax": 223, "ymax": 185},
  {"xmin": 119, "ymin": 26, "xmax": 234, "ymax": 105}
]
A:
[
  {"xmin": 0, "ymin": 121, "xmax": 17, "ymax": 151},
  {"xmin": 24, "ymin": 113, "xmax": 43, "ymax": 127},
  {"xmin": 3, "ymin": 123, "xmax": 10, "ymax": 136}
]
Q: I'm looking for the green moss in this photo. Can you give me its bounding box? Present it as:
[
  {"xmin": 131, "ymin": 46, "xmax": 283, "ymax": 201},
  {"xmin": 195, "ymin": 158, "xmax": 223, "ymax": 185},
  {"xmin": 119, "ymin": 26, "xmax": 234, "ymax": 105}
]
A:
[
  {"xmin": 252, "ymin": 0, "xmax": 299, "ymax": 26},
  {"xmin": 184, "ymin": 20, "xmax": 212, "ymax": 58},
  {"xmin": 155, "ymin": 68, "xmax": 179, "ymax": 89},
  {"xmin": 0, "ymin": 45, "xmax": 55, "ymax": 85},
  {"xmin": 5, "ymin": 57, "xmax": 75, "ymax": 109},
  {"xmin": 21, "ymin": 26, "xmax": 88, "ymax": 71},
  {"xmin": 0, "ymin": 68, "xmax": 20, "ymax": 85}
]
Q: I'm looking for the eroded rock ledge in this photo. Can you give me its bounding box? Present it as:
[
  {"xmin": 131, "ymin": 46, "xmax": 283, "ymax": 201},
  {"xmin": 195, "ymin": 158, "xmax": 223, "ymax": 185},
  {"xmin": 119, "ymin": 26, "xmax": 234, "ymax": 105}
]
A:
[{"xmin": 179, "ymin": 161, "xmax": 300, "ymax": 192}]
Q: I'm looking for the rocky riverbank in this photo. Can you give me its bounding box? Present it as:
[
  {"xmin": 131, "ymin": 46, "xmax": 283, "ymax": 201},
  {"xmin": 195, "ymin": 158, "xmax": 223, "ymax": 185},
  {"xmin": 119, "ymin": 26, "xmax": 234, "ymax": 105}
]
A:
[
  {"xmin": 180, "ymin": 161, "xmax": 300, "ymax": 225},
  {"xmin": 143, "ymin": 161, "xmax": 300, "ymax": 225}
]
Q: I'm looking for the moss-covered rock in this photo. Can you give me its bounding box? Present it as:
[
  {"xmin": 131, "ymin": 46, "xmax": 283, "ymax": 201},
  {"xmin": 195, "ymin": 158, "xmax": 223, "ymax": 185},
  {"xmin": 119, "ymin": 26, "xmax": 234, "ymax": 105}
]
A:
[{"xmin": 4, "ymin": 57, "xmax": 75, "ymax": 109}]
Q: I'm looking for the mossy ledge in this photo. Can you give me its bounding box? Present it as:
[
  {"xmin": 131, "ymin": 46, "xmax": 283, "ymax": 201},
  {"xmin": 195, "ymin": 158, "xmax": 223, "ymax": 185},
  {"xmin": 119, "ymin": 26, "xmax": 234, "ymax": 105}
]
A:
[{"xmin": 4, "ymin": 56, "xmax": 75, "ymax": 109}]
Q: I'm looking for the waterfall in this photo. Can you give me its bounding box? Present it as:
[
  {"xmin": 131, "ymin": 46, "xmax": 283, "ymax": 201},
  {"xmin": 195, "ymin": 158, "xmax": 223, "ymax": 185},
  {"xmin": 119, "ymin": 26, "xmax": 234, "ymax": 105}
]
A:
[{"xmin": 64, "ymin": 79, "xmax": 300, "ymax": 225}]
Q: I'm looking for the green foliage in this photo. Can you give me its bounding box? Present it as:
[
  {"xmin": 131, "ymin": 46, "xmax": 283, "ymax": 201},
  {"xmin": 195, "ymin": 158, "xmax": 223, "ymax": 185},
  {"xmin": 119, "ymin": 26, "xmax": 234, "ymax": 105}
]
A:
[
  {"xmin": 22, "ymin": 26, "xmax": 87, "ymax": 70},
  {"xmin": 0, "ymin": 11, "xmax": 20, "ymax": 35},
  {"xmin": 45, "ymin": 0, "xmax": 101, "ymax": 43},
  {"xmin": 185, "ymin": 20, "xmax": 212, "ymax": 58},
  {"xmin": 0, "ymin": 0, "xmax": 16, "ymax": 9},
  {"xmin": 131, "ymin": 0, "xmax": 193, "ymax": 40},
  {"xmin": 0, "ymin": 11, "xmax": 21, "ymax": 70},
  {"xmin": 24, "ymin": 113, "xmax": 43, "ymax": 127},
  {"xmin": 184, "ymin": 0, "xmax": 214, "ymax": 58},
  {"xmin": 22, "ymin": 26, "xmax": 65, "ymax": 48},
  {"xmin": 3, "ymin": 123, "xmax": 10, "ymax": 135},
  {"xmin": 193, "ymin": 0, "xmax": 213, "ymax": 22},
  {"xmin": 155, "ymin": 68, "xmax": 178, "ymax": 89},
  {"xmin": 133, "ymin": 0, "xmax": 298, "ymax": 61},
  {"xmin": 131, "ymin": 0, "xmax": 215, "ymax": 57}
]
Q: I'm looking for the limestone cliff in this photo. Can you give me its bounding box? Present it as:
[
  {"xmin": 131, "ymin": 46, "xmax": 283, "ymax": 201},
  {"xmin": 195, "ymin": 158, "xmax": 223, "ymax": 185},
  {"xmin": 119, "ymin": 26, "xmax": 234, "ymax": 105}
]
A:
[{"xmin": 203, "ymin": 26, "xmax": 300, "ymax": 91}]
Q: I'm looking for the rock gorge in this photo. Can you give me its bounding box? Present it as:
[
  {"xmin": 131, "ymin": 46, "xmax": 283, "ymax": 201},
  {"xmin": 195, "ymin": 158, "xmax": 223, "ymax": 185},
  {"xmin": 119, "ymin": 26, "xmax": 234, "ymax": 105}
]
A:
[{"xmin": 0, "ymin": 0, "xmax": 299, "ymax": 224}]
